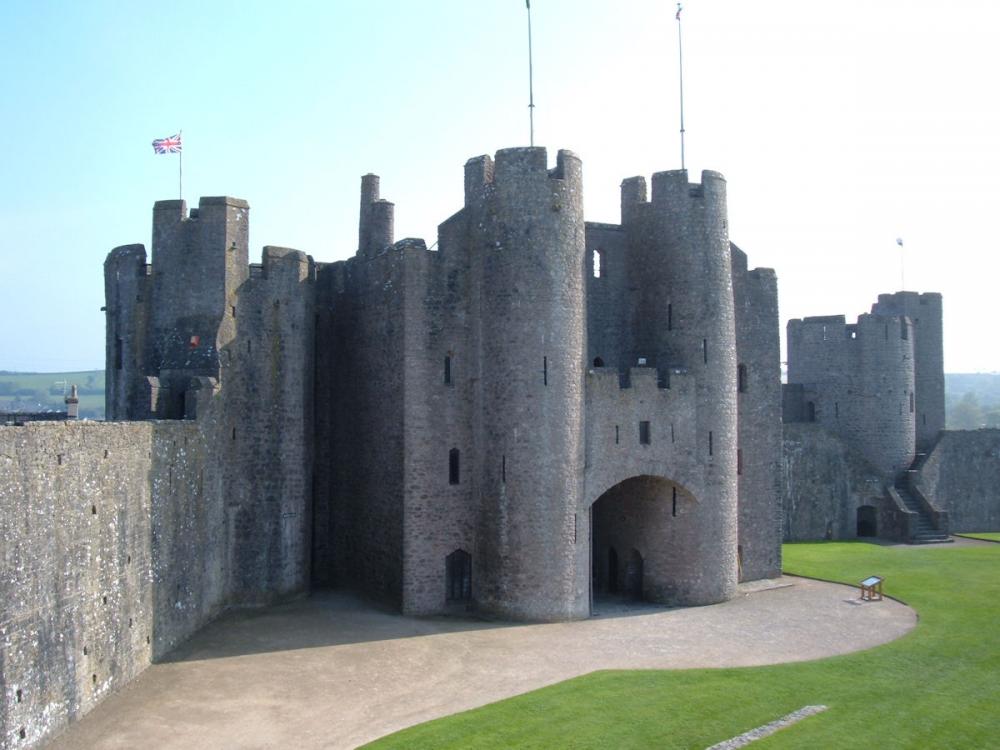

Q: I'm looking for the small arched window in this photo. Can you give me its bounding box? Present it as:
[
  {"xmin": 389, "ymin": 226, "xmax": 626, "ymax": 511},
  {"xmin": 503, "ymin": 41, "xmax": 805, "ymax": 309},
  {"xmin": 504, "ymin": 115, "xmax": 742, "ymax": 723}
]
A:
[{"xmin": 593, "ymin": 356, "xmax": 605, "ymax": 368}]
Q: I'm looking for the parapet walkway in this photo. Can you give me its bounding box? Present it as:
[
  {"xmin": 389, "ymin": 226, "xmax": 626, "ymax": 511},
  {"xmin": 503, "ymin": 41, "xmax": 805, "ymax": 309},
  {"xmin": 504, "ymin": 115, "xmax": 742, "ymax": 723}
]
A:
[{"xmin": 46, "ymin": 576, "xmax": 916, "ymax": 750}]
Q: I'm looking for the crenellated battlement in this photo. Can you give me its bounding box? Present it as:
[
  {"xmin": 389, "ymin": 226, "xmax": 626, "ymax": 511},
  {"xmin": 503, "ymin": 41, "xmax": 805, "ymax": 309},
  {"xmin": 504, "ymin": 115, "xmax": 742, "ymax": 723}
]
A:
[{"xmin": 464, "ymin": 147, "xmax": 582, "ymax": 206}]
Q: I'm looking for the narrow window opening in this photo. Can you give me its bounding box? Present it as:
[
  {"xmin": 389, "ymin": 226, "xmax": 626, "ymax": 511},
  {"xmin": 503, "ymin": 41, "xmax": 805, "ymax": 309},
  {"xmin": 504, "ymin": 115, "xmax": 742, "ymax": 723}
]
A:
[
  {"xmin": 615, "ymin": 425, "xmax": 620, "ymax": 444},
  {"xmin": 671, "ymin": 423, "xmax": 675, "ymax": 443},
  {"xmin": 102, "ymin": 596, "xmax": 107, "ymax": 605},
  {"xmin": 103, "ymin": 449, "xmax": 109, "ymax": 459},
  {"xmin": 737, "ymin": 364, "xmax": 747, "ymax": 393},
  {"xmin": 92, "ymin": 674, "xmax": 97, "ymax": 685},
  {"xmin": 709, "ymin": 431, "xmax": 714, "ymax": 456},
  {"xmin": 667, "ymin": 303, "xmax": 673, "ymax": 331},
  {"xmin": 573, "ymin": 513, "xmax": 578, "ymax": 543},
  {"xmin": 231, "ymin": 305, "xmax": 236, "ymax": 318},
  {"xmin": 672, "ymin": 486, "xmax": 677, "ymax": 517},
  {"xmin": 16, "ymin": 688, "xmax": 22, "ymax": 703},
  {"xmin": 129, "ymin": 618, "xmax": 133, "ymax": 628},
  {"xmin": 909, "ymin": 392, "xmax": 915, "ymax": 413},
  {"xmin": 232, "ymin": 427, "xmax": 236, "ymax": 441},
  {"xmin": 737, "ymin": 448, "xmax": 743, "ymax": 475},
  {"xmin": 901, "ymin": 320, "xmax": 908, "ymax": 340},
  {"xmin": 592, "ymin": 249, "xmax": 603, "ymax": 278},
  {"xmin": 91, "ymin": 504, "xmax": 97, "ymax": 515},
  {"xmin": 449, "ymin": 448, "xmax": 460, "ymax": 485},
  {"xmin": 248, "ymin": 339, "xmax": 252, "ymax": 354},
  {"xmin": 57, "ymin": 454, "xmax": 63, "ymax": 466},
  {"xmin": 19, "ymin": 729, "xmax": 26, "ymax": 740},
  {"xmin": 639, "ymin": 420, "xmax": 651, "ymax": 445},
  {"xmin": 593, "ymin": 356, "xmax": 604, "ymax": 367},
  {"xmin": 703, "ymin": 338, "xmax": 708, "ymax": 364},
  {"xmin": 83, "ymin": 646, "xmax": 88, "ymax": 656},
  {"xmin": 501, "ymin": 454, "xmax": 506, "ymax": 483},
  {"xmin": 114, "ymin": 337, "xmax": 123, "ymax": 370},
  {"xmin": 127, "ymin": 554, "xmax": 131, "ymax": 564},
  {"xmin": 444, "ymin": 355, "xmax": 452, "ymax": 385},
  {"xmin": 543, "ymin": 356, "xmax": 548, "ymax": 386}
]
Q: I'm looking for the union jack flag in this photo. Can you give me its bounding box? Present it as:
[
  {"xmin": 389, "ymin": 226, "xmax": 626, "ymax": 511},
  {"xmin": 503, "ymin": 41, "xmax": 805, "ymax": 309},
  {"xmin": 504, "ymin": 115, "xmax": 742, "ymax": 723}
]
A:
[{"xmin": 152, "ymin": 134, "xmax": 182, "ymax": 154}]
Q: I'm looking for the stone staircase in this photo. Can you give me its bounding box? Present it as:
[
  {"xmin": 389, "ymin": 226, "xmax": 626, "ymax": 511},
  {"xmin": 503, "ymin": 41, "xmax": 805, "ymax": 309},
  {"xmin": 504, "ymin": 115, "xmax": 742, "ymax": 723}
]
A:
[{"xmin": 895, "ymin": 453, "xmax": 951, "ymax": 544}]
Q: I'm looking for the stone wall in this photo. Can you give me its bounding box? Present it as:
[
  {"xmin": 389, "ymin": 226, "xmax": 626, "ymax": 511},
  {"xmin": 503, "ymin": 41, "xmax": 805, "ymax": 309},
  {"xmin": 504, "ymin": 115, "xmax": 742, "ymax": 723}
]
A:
[
  {"xmin": 0, "ymin": 420, "xmax": 224, "ymax": 749},
  {"xmin": 782, "ymin": 423, "xmax": 885, "ymax": 541},
  {"xmin": 916, "ymin": 430, "xmax": 1000, "ymax": 531}
]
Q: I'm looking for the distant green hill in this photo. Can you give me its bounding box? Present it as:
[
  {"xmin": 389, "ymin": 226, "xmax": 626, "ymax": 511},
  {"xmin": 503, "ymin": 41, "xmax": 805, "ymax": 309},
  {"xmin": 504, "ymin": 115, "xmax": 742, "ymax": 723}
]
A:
[
  {"xmin": 945, "ymin": 372, "xmax": 1000, "ymax": 429},
  {"xmin": 0, "ymin": 370, "xmax": 105, "ymax": 419}
]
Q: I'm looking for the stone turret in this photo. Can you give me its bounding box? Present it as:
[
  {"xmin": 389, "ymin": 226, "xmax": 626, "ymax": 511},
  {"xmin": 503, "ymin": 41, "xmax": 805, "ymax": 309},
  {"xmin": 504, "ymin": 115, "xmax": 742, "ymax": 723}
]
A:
[{"xmin": 466, "ymin": 147, "xmax": 588, "ymax": 621}]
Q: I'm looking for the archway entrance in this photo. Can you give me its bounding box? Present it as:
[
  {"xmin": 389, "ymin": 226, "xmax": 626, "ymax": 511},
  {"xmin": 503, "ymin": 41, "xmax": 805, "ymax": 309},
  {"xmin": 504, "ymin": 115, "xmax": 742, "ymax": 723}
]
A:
[
  {"xmin": 590, "ymin": 475, "xmax": 694, "ymax": 612},
  {"xmin": 857, "ymin": 505, "xmax": 878, "ymax": 538}
]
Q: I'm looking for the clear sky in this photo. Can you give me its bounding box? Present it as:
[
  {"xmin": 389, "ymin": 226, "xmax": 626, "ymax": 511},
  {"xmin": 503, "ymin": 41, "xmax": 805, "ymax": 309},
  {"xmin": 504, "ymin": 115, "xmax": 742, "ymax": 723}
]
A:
[{"xmin": 1, "ymin": 0, "xmax": 998, "ymax": 373}]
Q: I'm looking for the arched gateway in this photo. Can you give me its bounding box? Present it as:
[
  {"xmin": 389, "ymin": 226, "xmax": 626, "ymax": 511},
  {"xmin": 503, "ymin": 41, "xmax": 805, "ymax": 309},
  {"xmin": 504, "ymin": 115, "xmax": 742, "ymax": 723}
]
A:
[{"xmin": 589, "ymin": 475, "xmax": 700, "ymax": 611}]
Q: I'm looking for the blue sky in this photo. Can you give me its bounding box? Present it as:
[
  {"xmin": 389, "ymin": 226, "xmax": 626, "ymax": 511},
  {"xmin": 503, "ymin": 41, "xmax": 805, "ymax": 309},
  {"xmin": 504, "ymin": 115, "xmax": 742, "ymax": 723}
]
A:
[{"xmin": 2, "ymin": 0, "xmax": 999, "ymax": 372}]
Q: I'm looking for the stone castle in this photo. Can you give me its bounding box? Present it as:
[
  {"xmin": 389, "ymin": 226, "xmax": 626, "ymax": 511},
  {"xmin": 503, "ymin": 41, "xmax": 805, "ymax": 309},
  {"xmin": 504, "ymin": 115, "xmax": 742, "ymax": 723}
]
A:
[
  {"xmin": 4, "ymin": 145, "xmax": 999, "ymax": 748},
  {"xmin": 2, "ymin": 147, "xmax": 783, "ymax": 745},
  {"xmin": 783, "ymin": 294, "xmax": 998, "ymax": 544},
  {"xmin": 104, "ymin": 147, "xmax": 781, "ymax": 620}
]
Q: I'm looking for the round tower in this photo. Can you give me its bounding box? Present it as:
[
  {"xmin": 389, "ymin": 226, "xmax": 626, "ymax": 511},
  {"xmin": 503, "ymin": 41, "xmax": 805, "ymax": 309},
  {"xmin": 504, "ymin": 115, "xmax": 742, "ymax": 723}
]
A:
[
  {"xmin": 620, "ymin": 169, "xmax": 739, "ymax": 605},
  {"xmin": 854, "ymin": 313, "xmax": 916, "ymax": 476},
  {"xmin": 467, "ymin": 147, "xmax": 587, "ymax": 620}
]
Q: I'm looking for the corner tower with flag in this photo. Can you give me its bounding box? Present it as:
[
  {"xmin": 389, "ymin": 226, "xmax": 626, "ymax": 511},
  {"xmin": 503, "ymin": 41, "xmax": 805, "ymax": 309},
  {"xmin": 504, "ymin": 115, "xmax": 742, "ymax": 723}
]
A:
[{"xmin": 152, "ymin": 131, "xmax": 183, "ymax": 199}]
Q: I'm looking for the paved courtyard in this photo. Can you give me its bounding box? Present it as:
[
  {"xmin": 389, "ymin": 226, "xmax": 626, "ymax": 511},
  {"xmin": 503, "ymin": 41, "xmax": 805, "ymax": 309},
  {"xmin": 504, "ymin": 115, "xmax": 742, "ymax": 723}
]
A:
[{"xmin": 46, "ymin": 576, "xmax": 916, "ymax": 750}]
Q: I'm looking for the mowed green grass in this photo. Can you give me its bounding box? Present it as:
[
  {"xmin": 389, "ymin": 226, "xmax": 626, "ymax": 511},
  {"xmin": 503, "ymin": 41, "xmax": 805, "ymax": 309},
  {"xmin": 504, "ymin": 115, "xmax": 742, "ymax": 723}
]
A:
[
  {"xmin": 363, "ymin": 542, "xmax": 1000, "ymax": 749},
  {"xmin": 956, "ymin": 532, "xmax": 1000, "ymax": 542}
]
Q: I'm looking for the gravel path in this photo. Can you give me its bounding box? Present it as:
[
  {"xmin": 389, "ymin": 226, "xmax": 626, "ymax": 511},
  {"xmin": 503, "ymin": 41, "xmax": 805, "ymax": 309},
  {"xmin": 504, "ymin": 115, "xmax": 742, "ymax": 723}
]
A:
[{"xmin": 45, "ymin": 576, "xmax": 916, "ymax": 750}]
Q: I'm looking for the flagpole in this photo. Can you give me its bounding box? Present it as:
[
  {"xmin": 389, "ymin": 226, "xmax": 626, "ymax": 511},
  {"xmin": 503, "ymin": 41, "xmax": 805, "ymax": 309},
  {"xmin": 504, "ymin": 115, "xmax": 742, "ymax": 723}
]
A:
[
  {"xmin": 178, "ymin": 129, "xmax": 183, "ymax": 201},
  {"xmin": 676, "ymin": 3, "xmax": 686, "ymax": 171},
  {"xmin": 526, "ymin": 1, "xmax": 535, "ymax": 147},
  {"xmin": 897, "ymin": 237, "xmax": 905, "ymax": 291}
]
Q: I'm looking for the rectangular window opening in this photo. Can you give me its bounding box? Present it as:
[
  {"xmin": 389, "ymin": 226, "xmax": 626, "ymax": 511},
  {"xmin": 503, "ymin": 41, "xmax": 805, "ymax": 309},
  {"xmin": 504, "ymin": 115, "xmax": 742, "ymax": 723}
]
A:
[
  {"xmin": 667, "ymin": 303, "xmax": 673, "ymax": 331},
  {"xmin": 444, "ymin": 355, "xmax": 452, "ymax": 385},
  {"xmin": 671, "ymin": 423, "xmax": 675, "ymax": 443},
  {"xmin": 615, "ymin": 425, "xmax": 620, "ymax": 445},
  {"xmin": 114, "ymin": 337, "xmax": 123, "ymax": 370},
  {"xmin": 737, "ymin": 448, "xmax": 743, "ymax": 475},
  {"xmin": 543, "ymin": 356, "xmax": 548, "ymax": 386},
  {"xmin": 703, "ymin": 338, "xmax": 708, "ymax": 364},
  {"xmin": 709, "ymin": 431, "xmax": 713, "ymax": 456},
  {"xmin": 501, "ymin": 454, "xmax": 506, "ymax": 483},
  {"xmin": 449, "ymin": 448, "xmax": 460, "ymax": 485},
  {"xmin": 672, "ymin": 486, "xmax": 677, "ymax": 517},
  {"xmin": 639, "ymin": 420, "xmax": 651, "ymax": 445}
]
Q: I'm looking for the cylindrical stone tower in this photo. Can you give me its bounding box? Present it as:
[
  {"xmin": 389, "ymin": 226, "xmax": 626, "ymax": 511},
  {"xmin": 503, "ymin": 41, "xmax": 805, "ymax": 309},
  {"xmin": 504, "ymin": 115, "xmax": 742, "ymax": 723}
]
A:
[
  {"xmin": 620, "ymin": 169, "xmax": 739, "ymax": 605},
  {"xmin": 854, "ymin": 313, "xmax": 916, "ymax": 476},
  {"xmin": 467, "ymin": 147, "xmax": 587, "ymax": 621}
]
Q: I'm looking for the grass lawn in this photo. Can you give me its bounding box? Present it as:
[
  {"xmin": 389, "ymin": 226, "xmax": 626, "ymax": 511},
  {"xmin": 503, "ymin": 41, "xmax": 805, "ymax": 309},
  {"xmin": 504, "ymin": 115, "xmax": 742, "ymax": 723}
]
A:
[
  {"xmin": 363, "ymin": 542, "xmax": 1000, "ymax": 749},
  {"xmin": 955, "ymin": 532, "xmax": 1000, "ymax": 543}
]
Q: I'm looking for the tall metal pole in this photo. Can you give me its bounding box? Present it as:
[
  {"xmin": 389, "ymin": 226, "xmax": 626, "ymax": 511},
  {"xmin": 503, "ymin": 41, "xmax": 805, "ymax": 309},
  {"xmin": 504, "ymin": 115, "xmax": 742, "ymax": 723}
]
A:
[
  {"xmin": 676, "ymin": 4, "xmax": 686, "ymax": 170},
  {"xmin": 897, "ymin": 237, "xmax": 905, "ymax": 291},
  {"xmin": 178, "ymin": 129, "xmax": 183, "ymax": 201},
  {"xmin": 527, "ymin": 1, "xmax": 535, "ymax": 147}
]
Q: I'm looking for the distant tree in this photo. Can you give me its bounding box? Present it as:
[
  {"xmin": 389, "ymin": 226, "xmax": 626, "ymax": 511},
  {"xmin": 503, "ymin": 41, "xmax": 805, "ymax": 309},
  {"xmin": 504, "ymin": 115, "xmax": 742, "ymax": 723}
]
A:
[{"xmin": 950, "ymin": 392, "xmax": 983, "ymax": 429}]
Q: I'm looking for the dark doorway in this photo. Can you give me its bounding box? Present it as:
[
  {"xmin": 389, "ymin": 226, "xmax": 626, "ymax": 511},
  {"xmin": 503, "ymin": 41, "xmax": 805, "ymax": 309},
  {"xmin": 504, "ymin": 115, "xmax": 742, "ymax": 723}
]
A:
[
  {"xmin": 446, "ymin": 549, "xmax": 471, "ymax": 601},
  {"xmin": 857, "ymin": 505, "xmax": 877, "ymax": 538},
  {"xmin": 607, "ymin": 546, "xmax": 619, "ymax": 594},
  {"xmin": 625, "ymin": 549, "xmax": 643, "ymax": 599}
]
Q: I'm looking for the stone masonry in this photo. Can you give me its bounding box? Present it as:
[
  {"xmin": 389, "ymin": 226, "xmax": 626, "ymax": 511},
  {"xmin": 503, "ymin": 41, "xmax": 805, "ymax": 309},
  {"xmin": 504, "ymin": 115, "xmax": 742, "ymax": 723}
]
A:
[{"xmin": 1, "ymin": 147, "xmax": 783, "ymax": 748}]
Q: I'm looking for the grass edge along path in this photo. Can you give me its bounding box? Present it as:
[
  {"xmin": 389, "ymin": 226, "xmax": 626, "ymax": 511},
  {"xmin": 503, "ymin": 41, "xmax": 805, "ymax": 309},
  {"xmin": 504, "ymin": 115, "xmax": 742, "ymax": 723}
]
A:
[
  {"xmin": 954, "ymin": 532, "xmax": 1000, "ymax": 543},
  {"xmin": 362, "ymin": 541, "xmax": 1000, "ymax": 749}
]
